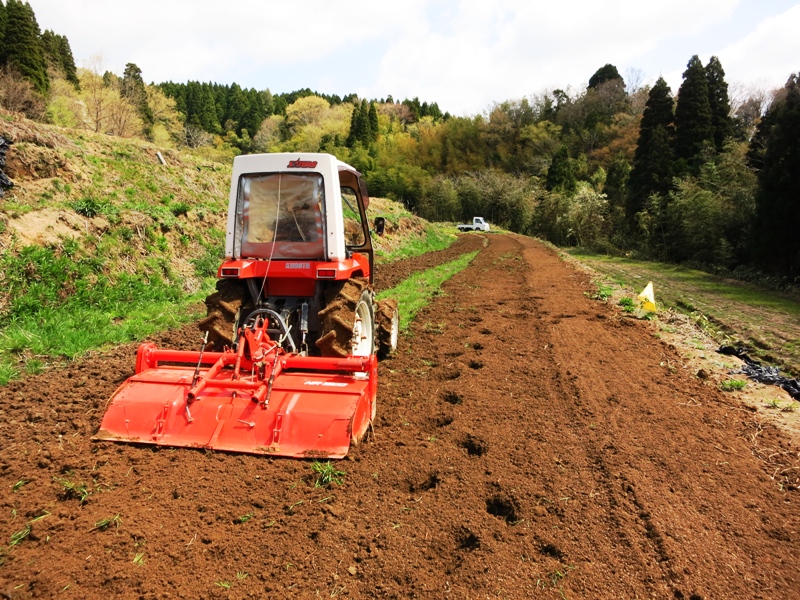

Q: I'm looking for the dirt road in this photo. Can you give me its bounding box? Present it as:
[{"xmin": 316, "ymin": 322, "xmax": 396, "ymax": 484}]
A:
[{"xmin": 1, "ymin": 234, "xmax": 798, "ymax": 599}]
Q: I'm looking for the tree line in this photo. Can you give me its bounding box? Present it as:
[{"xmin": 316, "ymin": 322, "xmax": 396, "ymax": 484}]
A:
[
  {"xmin": 0, "ymin": 0, "xmax": 78, "ymax": 115},
  {"xmin": 0, "ymin": 0, "xmax": 797, "ymax": 280},
  {"xmin": 155, "ymin": 80, "xmax": 445, "ymax": 152}
]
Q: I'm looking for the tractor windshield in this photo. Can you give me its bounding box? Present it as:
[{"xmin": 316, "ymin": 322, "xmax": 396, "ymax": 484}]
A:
[{"xmin": 235, "ymin": 172, "xmax": 326, "ymax": 260}]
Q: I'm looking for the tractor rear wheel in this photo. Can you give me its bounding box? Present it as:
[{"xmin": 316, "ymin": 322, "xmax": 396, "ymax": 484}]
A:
[
  {"xmin": 197, "ymin": 279, "xmax": 249, "ymax": 349},
  {"xmin": 316, "ymin": 278, "xmax": 374, "ymax": 358},
  {"xmin": 376, "ymin": 298, "xmax": 399, "ymax": 358}
]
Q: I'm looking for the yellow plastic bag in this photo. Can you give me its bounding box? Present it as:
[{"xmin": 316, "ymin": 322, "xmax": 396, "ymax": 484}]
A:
[{"xmin": 636, "ymin": 281, "xmax": 657, "ymax": 317}]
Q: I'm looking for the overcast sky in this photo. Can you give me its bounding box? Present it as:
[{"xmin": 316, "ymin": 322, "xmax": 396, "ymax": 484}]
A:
[{"xmin": 31, "ymin": 0, "xmax": 800, "ymax": 116}]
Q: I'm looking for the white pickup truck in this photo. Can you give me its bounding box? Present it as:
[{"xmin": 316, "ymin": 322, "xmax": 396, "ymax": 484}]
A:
[{"xmin": 457, "ymin": 217, "xmax": 490, "ymax": 232}]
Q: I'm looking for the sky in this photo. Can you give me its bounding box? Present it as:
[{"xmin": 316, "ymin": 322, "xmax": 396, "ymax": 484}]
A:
[{"xmin": 31, "ymin": 0, "xmax": 800, "ymax": 116}]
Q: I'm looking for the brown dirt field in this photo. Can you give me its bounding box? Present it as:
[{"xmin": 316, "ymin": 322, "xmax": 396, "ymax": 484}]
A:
[{"xmin": 1, "ymin": 233, "xmax": 799, "ymax": 599}]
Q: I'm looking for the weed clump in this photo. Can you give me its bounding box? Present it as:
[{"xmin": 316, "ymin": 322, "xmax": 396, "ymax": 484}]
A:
[
  {"xmin": 53, "ymin": 476, "xmax": 91, "ymax": 503},
  {"xmin": 720, "ymin": 379, "xmax": 746, "ymax": 392},
  {"xmin": 618, "ymin": 297, "xmax": 635, "ymax": 313},
  {"xmin": 311, "ymin": 461, "xmax": 345, "ymax": 488}
]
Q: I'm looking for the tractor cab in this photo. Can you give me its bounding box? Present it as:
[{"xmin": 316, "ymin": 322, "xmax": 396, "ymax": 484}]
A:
[{"xmin": 226, "ymin": 153, "xmax": 373, "ymax": 278}]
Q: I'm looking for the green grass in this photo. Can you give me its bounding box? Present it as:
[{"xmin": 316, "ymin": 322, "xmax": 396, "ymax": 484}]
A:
[
  {"xmin": 311, "ymin": 460, "xmax": 346, "ymax": 487},
  {"xmin": 569, "ymin": 253, "xmax": 800, "ymax": 316},
  {"xmin": 588, "ymin": 283, "xmax": 615, "ymax": 301},
  {"xmin": 9, "ymin": 525, "xmax": 31, "ymax": 546},
  {"xmin": 618, "ymin": 297, "xmax": 636, "ymax": 313},
  {"xmin": 377, "ymin": 251, "xmax": 479, "ymax": 331},
  {"xmin": 0, "ymin": 226, "xmax": 220, "ymax": 385},
  {"xmin": 720, "ymin": 379, "xmax": 747, "ymax": 392},
  {"xmin": 569, "ymin": 251, "xmax": 800, "ymax": 375},
  {"xmin": 92, "ymin": 514, "xmax": 121, "ymax": 531},
  {"xmin": 0, "ymin": 293, "xmax": 209, "ymax": 385},
  {"xmin": 0, "ymin": 126, "xmax": 231, "ymax": 386},
  {"xmin": 53, "ymin": 476, "xmax": 92, "ymax": 504},
  {"xmin": 375, "ymin": 223, "xmax": 457, "ymax": 262}
]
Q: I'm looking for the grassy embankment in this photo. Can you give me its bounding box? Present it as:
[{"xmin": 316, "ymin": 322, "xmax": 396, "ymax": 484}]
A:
[
  {"xmin": 569, "ymin": 251, "xmax": 800, "ymax": 376},
  {"xmin": 0, "ymin": 115, "xmax": 234, "ymax": 384},
  {"xmin": 0, "ymin": 114, "xmax": 465, "ymax": 384}
]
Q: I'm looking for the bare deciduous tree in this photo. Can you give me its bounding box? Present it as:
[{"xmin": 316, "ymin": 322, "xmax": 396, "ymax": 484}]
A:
[
  {"xmin": 624, "ymin": 67, "xmax": 646, "ymax": 96},
  {"xmin": 106, "ymin": 94, "xmax": 142, "ymax": 137},
  {"xmin": 79, "ymin": 60, "xmax": 113, "ymax": 133},
  {"xmin": 76, "ymin": 55, "xmax": 142, "ymax": 137},
  {"xmin": 0, "ymin": 65, "xmax": 46, "ymax": 119},
  {"xmin": 183, "ymin": 124, "xmax": 213, "ymax": 148},
  {"xmin": 379, "ymin": 102, "xmax": 414, "ymax": 125},
  {"xmin": 252, "ymin": 115, "xmax": 284, "ymax": 152},
  {"xmin": 728, "ymin": 80, "xmax": 773, "ymax": 117}
]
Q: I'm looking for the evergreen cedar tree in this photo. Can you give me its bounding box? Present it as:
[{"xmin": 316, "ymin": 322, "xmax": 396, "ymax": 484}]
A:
[
  {"xmin": 627, "ymin": 55, "xmax": 736, "ymax": 225},
  {"xmin": 674, "ymin": 55, "xmax": 714, "ymax": 174},
  {"xmin": 3, "ymin": 0, "xmax": 49, "ymax": 94},
  {"xmin": 705, "ymin": 56, "xmax": 733, "ymax": 152},
  {"xmin": 122, "ymin": 62, "xmax": 154, "ymax": 128},
  {"xmin": 347, "ymin": 100, "xmax": 380, "ymax": 147},
  {"xmin": 750, "ymin": 74, "xmax": 800, "ymax": 275},
  {"xmin": 546, "ymin": 146, "xmax": 576, "ymax": 193},
  {"xmin": 41, "ymin": 29, "xmax": 79, "ymax": 88},
  {"xmin": 604, "ymin": 153, "xmax": 631, "ymax": 217},
  {"xmin": 627, "ymin": 77, "xmax": 675, "ymax": 222},
  {"xmin": 0, "ymin": 1, "xmax": 6, "ymax": 62},
  {"xmin": 588, "ymin": 64, "xmax": 623, "ymax": 89},
  {"xmin": 0, "ymin": 1, "xmax": 78, "ymax": 92},
  {"xmin": 160, "ymin": 81, "xmax": 268, "ymax": 138},
  {"xmin": 368, "ymin": 102, "xmax": 379, "ymax": 141}
]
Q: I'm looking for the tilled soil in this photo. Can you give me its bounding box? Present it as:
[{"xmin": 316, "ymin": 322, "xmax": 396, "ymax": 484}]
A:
[{"xmin": 1, "ymin": 234, "xmax": 799, "ymax": 599}]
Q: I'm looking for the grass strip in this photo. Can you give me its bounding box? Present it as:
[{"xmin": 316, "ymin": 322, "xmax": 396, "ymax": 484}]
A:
[
  {"xmin": 375, "ymin": 223, "xmax": 457, "ymax": 263},
  {"xmin": 377, "ymin": 250, "xmax": 479, "ymax": 331}
]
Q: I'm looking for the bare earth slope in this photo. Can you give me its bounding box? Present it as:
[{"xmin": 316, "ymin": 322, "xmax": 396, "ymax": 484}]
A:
[{"xmin": 1, "ymin": 234, "xmax": 798, "ymax": 599}]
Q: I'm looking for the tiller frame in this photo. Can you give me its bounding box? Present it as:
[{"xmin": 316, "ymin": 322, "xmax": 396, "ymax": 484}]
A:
[{"xmin": 94, "ymin": 313, "xmax": 377, "ymax": 458}]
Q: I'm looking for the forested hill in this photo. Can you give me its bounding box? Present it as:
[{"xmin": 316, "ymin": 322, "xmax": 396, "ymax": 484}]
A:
[{"xmin": 0, "ymin": 0, "xmax": 799, "ymax": 281}]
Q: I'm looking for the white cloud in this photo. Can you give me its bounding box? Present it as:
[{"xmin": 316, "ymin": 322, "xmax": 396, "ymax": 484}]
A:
[
  {"xmin": 372, "ymin": 0, "xmax": 739, "ymax": 114},
  {"xmin": 36, "ymin": 0, "xmax": 419, "ymax": 81},
  {"xmin": 30, "ymin": 0, "xmax": 797, "ymax": 115},
  {"xmin": 717, "ymin": 4, "xmax": 800, "ymax": 87}
]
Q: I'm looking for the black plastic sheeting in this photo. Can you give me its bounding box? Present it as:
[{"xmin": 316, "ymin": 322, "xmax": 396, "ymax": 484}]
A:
[
  {"xmin": 0, "ymin": 136, "xmax": 14, "ymax": 197},
  {"xmin": 718, "ymin": 346, "xmax": 800, "ymax": 400}
]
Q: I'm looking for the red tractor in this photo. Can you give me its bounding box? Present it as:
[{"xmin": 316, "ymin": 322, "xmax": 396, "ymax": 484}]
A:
[{"xmin": 95, "ymin": 153, "xmax": 398, "ymax": 458}]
